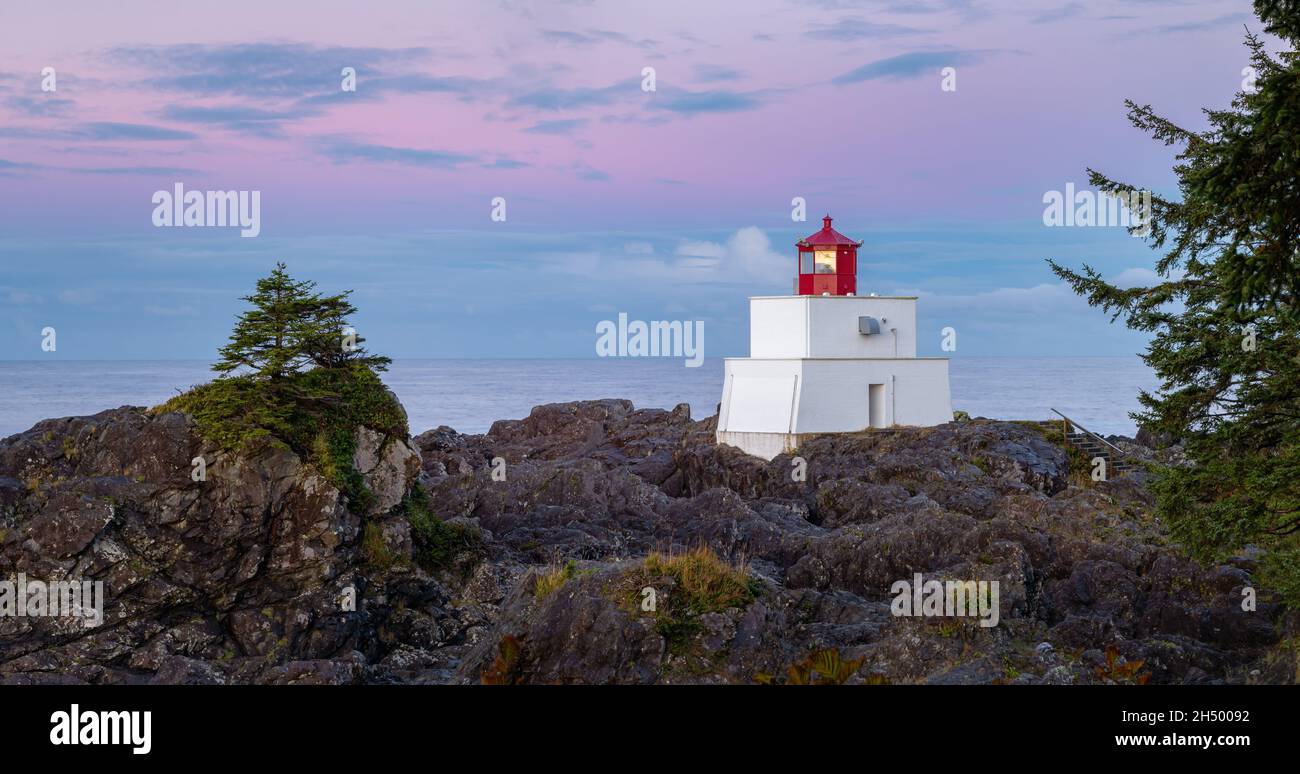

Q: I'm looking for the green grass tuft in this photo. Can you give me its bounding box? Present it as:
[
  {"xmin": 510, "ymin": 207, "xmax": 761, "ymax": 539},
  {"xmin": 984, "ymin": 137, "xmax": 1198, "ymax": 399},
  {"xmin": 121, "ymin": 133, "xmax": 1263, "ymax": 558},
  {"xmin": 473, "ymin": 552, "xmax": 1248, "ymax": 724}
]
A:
[
  {"xmin": 624, "ymin": 546, "xmax": 758, "ymax": 654},
  {"xmin": 534, "ymin": 560, "xmax": 578, "ymax": 600}
]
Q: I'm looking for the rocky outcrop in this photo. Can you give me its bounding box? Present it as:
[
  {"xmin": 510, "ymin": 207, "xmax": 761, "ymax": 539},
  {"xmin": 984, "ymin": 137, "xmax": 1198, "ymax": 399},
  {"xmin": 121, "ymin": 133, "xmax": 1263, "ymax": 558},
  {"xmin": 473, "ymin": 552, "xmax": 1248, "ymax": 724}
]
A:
[
  {"xmin": 0, "ymin": 399, "xmax": 1290, "ymax": 684},
  {"xmin": 353, "ymin": 426, "xmax": 421, "ymax": 517},
  {"xmin": 0, "ymin": 407, "xmax": 434, "ymax": 684},
  {"xmin": 418, "ymin": 401, "xmax": 1285, "ymax": 685}
]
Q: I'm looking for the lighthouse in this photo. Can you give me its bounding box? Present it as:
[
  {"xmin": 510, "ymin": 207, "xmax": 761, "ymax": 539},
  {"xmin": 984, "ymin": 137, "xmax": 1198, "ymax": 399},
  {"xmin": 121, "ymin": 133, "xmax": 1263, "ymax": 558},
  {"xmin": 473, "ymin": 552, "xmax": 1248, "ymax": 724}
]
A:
[{"xmin": 716, "ymin": 216, "xmax": 953, "ymax": 460}]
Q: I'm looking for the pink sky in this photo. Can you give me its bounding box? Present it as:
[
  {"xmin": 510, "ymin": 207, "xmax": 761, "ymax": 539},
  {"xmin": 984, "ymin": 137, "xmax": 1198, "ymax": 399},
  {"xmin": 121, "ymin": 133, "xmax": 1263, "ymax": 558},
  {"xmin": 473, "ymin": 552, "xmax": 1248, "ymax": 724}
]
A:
[
  {"xmin": 0, "ymin": 0, "xmax": 1263, "ymax": 233},
  {"xmin": 0, "ymin": 1, "xmax": 1275, "ymax": 360}
]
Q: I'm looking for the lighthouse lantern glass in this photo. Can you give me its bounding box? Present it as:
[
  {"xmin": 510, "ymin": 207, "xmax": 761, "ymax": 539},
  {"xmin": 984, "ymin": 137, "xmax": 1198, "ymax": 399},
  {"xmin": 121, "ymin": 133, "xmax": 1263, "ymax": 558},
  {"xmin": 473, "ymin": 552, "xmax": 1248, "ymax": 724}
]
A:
[{"xmin": 814, "ymin": 249, "xmax": 837, "ymax": 274}]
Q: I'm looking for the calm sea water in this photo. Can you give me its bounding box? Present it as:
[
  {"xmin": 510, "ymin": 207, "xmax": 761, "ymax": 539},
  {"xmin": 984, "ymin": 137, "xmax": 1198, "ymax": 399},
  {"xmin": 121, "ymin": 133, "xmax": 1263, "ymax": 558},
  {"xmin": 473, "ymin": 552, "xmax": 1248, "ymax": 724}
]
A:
[{"xmin": 0, "ymin": 357, "xmax": 1160, "ymax": 440}]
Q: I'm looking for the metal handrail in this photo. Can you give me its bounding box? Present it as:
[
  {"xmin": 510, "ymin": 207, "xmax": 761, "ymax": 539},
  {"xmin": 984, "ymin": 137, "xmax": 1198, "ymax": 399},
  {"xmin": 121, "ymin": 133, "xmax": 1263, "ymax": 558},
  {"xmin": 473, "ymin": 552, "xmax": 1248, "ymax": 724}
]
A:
[{"xmin": 1050, "ymin": 408, "xmax": 1128, "ymax": 458}]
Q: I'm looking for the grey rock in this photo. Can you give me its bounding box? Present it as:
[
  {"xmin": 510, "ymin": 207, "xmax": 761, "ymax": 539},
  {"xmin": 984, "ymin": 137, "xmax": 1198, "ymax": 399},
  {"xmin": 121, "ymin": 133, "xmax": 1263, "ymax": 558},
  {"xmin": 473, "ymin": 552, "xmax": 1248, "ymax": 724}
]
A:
[{"xmin": 0, "ymin": 400, "xmax": 1288, "ymax": 685}]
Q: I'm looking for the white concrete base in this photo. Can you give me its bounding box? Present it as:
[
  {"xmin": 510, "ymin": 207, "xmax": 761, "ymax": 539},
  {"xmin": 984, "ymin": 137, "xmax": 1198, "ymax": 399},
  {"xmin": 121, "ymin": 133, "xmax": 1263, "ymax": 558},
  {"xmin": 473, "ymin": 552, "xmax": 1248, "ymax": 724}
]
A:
[
  {"xmin": 716, "ymin": 357, "xmax": 953, "ymax": 460},
  {"xmin": 716, "ymin": 430, "xmax": 808, "ymax": 460}
]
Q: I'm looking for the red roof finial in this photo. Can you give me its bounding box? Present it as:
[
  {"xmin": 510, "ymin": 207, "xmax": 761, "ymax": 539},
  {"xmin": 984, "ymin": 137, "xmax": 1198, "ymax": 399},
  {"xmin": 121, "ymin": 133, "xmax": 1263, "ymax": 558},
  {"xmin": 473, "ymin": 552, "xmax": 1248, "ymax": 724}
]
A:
[{"xmin": 797, "ymin": 216, "xmax": 862, "ymax": 247}]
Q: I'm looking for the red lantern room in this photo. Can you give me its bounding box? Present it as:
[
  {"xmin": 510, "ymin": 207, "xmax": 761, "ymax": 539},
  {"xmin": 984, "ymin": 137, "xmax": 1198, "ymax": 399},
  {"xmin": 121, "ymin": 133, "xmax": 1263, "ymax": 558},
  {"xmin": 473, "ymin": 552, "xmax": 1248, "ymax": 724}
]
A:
[{"xmin": 796, "ymin": 215, "xmax": 861, "ymax": 296}]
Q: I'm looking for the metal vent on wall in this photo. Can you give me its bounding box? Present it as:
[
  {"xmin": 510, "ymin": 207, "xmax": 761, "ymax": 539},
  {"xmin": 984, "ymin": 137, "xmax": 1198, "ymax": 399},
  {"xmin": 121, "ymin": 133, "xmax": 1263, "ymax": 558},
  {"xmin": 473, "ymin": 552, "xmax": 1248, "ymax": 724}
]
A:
[{"xmin": 858, "ymin": 316, "xmax": 880, "ymax": 335}]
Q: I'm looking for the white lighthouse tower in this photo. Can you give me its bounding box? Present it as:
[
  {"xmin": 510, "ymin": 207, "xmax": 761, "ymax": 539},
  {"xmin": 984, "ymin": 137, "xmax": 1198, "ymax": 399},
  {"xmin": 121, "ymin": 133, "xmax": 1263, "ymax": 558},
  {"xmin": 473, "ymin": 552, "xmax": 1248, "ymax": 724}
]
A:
[{"xmin": 716, "ymin": 216, "xmax": 953, "ymax": 460}]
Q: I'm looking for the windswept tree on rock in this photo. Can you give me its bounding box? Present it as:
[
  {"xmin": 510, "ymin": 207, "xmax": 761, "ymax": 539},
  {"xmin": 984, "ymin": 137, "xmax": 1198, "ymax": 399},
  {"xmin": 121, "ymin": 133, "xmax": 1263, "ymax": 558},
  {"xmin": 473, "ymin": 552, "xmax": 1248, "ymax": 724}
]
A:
[
  {"xmin": 1050, "ymin": 2, "xmax": 1300, "ymax": 600},
  {"xmin": 158, "ymin": 263, "xmax": 405, "ymax": 458},
  {"xmin": 215, "ymin": 262, "xmax": 390, "ymax": 380}
]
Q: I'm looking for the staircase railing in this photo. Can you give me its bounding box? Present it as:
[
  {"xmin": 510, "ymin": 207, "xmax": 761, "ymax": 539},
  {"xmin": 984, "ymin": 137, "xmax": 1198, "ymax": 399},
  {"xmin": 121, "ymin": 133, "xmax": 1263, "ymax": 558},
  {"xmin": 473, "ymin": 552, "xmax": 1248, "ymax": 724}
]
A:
[{"xmin": 1049, "ymin": 408, "xmax": 1128, "ymax": 459}]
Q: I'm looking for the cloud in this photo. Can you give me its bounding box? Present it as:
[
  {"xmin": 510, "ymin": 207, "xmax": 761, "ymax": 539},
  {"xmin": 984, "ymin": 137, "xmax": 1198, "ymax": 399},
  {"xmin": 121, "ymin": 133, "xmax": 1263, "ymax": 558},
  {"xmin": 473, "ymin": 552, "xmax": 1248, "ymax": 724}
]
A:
[
  {"xmin": 676, "ymin": 239, "xmax": 728, "ymax": 262},
  {"xmin": 1031, "ymin": 2, "xmax": 1084, "ymax": 24},
  {"xmin": 69, "ymin": 165, "xmax": 202, "ymax": 176},
  {"xmin": 1147, "ymin": 13, "xmax": 1251, "ymax": 34},
  {"xmin": 538, "ymin": 227, "xmax": 788, "ymax": 284},
  {"xmin": 0, "ymin": 127, "xmax": 57, "ymax": 140},
  {"xmin": 693, "ymin": 64, "xmax": 744, "ymax": 82},
  {"xmin": 901, "ymin": 283, "xmax": 1093, "ymax": 322},
  {"xmin": 1110, "ymin": 267, "xmax": 1160, "ymax": 288},
  {"xmin": 6, "ymin": 95, "xmax": 75, "ymax": 117},
  {"xmin": 673, "ymin": 227, "xmax": 787, "ymax": 282},
  {"xmin": 57, "ymin": 289, "xmax": 98, "ymax": 305},
  {"xmin": 314, "ymin": 137, "xmax": 527, "ymax": 171},
  {"xmin": 541, "ymin": 29, "xmax": 657, "ymax": 49},
  {"xmin": 103, "ymin": 42, "xmax": 495, "ymax": 136},
  {"xmin": 159, "ymin": 104, "xmax": 319, "ymax": 137},
  {"xmin": 0, "ymin": 157, "xmax": 198, "ymax": 176},
  {"xmin": 107, "ymin": 43, "xmax": 430, "ymax": 99},
  {"xmin": 0, "ymin": 122, "xmax": 197, "ymax": 142},
  {"xmin": 574, "ymin": 163, "xmax": 610, "ymax": 181},
  {"xmin": 832, "ymin": 49, "xmax": 994, "ymax": 84},
  {"xmin": 524, "ymin": 118, "xmax": 588, "ymax": 135},
  {"xmin": 805, "ymin": 19, "xmax": 930, "ymax": 40},
  {"xmin": 78, "ymin": 122, "xmax": 197, "ymax": 141},
  {"xmin": 316, "ymin": 138, "xmax": 479, "ymax": 169},
  {"xmin": 484, "ymin": 158, "xmax": 530, "ymax": 169},
  {"xmin": 3, "ymin": 288, "xmax": 43, "ymax": 304},
  {"xmin": 0, "ymin": 156, "xmax": 197, "ymax": 176},
  {"xmin": 794, "ymin": 0, "xmax": 987, "ymax": 17},
  {"xmin": 0, "ymin": 157, "xmax": 39, "ymax": 173},
  {"xmin": 298, "ymin": 73, "xmax": 491, "ymax": 107},
  {"xmin": 143, "ymin": 304, "xmax": 197, "ymax": 317},
  {"xmin": 650, "ymin": 88, "xmax": 766, "ymax": 115},
  {"xmin": 355, "ymin": 73, "xmax": 482, "ymax": 95},
  {"xmin": 507, "ymin": 81, "xmax": 633, "ymax": 110},
  {"xmin": 116, "ymin": 51, "xmax": 753, "ymax": 129}
]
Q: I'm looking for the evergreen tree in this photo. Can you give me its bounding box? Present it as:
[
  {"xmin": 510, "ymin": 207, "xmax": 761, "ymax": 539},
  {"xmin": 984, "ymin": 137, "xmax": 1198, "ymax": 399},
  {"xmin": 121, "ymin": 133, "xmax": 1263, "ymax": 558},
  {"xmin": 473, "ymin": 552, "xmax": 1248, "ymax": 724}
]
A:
[
  {"xmin": 214, "ymin": 263, "xmax": 388, "ymax": 379},
  {"xmin": 1049, "ymin": 2, "xmax": 1300, "ymax": 600},
  {"xmin": 301, "ymin": 293, "xmax": 391, "ymax": 372},
  {"xmin": 215, "ymin": 263, "xmax": 316, "ymax": 379}
]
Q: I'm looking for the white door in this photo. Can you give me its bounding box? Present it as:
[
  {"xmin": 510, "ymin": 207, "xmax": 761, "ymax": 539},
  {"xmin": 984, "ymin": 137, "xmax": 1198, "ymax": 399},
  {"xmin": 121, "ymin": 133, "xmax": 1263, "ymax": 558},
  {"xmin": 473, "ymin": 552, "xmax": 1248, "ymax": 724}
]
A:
[{"xmin": 869, "ymin": 383, "xmax": 886, "ymax": 428}]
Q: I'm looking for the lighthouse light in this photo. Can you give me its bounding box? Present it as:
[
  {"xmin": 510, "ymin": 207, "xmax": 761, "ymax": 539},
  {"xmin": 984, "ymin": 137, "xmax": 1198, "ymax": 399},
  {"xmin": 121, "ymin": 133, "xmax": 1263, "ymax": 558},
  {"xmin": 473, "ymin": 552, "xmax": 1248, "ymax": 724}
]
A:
[{"xmin": 814, "ymin": 249, "xmax": 837, "ymax": 273}]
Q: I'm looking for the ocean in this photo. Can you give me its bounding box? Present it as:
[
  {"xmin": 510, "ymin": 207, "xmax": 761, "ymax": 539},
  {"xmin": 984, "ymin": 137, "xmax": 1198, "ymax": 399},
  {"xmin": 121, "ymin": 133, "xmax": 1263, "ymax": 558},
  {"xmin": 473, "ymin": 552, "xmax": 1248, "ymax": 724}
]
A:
[{"xmin": 0, "ymin": 357, "xmax": 1160, "ymax": 440}]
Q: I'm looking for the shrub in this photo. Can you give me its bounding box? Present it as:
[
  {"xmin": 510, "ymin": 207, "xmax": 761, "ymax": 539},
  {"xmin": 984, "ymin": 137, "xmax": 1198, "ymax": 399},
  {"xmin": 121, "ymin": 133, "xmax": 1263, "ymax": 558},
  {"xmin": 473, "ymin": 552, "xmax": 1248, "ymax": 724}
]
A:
[
  {"xmin": 642, "ymin": 547, "xmax": 757, "ymax": 614},
  {"xmin": 361, "ymin": 521, "xmax": 395, "ymax": 571},
  {"xmin": 404, "ymin": 486, "xmax": 482, "ymax": 575}
]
